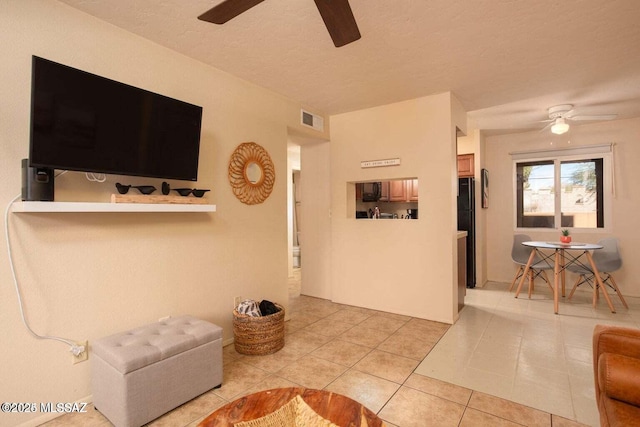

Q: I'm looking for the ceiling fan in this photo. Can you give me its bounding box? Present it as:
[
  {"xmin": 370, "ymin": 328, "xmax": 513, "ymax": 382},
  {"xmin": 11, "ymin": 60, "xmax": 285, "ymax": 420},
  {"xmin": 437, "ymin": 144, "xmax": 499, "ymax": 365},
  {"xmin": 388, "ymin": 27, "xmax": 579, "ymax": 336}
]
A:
[
  {"xmin": 542, "ymin": 104, "xmax": 618, "ymax": 135},
  {"xmin": 198, "ymin": 0, "xmax": 361, "ymax": 48}
]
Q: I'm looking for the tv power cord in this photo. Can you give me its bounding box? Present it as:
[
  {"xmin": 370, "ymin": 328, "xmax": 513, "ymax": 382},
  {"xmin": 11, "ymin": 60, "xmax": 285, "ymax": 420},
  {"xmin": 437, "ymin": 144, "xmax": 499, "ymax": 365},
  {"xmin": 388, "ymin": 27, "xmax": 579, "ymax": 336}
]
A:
[{"xmin": 4, "ymin": 192, "xmax": 86, "ymax": 358}]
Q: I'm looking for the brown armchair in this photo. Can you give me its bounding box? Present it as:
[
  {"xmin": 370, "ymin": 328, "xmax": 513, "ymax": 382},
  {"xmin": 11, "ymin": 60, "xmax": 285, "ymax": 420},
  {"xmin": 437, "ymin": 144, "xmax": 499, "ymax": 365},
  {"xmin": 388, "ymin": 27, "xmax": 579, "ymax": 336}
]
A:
[{"xmin": 593, "ymin": 325, "xmax": 640, "ymax": 426}]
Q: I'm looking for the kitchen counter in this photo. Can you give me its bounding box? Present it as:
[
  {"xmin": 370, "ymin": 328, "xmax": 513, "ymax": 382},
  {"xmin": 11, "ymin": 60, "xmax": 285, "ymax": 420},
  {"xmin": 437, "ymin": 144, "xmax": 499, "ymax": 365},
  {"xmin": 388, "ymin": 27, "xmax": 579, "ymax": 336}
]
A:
[{"xmin": 457, "ymin": 231, "xmax": 468, "ymax": 239}]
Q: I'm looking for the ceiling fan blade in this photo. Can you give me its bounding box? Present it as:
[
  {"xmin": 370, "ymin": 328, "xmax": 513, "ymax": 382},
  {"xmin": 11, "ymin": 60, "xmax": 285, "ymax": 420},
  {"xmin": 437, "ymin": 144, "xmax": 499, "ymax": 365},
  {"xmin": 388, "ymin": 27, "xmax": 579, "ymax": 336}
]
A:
[
  {"xmin": 198, "ymin": 0, "xmax": 265, "ymax": 24},
  {"xmin": 313, "ymin": 0, "xmax": 361, "ymax": 47},
  {"xmin": 568, "ymin": 114, "xmax": 618, "ymax": 121}
]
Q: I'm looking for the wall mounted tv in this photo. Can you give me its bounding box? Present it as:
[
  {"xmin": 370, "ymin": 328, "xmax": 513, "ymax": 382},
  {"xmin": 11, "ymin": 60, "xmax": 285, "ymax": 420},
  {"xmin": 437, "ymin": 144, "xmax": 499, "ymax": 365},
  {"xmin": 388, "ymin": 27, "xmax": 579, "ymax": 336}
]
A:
[{"xmin": 29, "ymin": 56, "xmax": 203, "ymax": 181}]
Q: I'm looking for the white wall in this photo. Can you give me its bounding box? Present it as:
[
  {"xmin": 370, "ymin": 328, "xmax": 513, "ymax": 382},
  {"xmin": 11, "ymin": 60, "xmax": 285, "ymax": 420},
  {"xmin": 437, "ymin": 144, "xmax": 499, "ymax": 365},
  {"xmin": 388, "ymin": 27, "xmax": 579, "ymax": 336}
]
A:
[
  {"xmin": 485, "ymin": 117, "xmax": 640, "ymax": 298},
  {"xmin": 299, "ymin": 142, "xmax": 332, "ymax": 298},
  {"xmin": 326, "ymin": 93, "xmax": 466, "ymax": 323},
  {"xmin": 0, "ymin": 1, "xmax": 325, "ymax": 425}
]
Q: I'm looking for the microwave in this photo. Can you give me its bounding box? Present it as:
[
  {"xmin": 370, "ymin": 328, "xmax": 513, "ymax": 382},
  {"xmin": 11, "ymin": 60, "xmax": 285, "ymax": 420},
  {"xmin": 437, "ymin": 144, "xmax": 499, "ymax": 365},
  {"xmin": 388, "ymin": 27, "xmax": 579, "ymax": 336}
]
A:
[{"xmin": 362, "ymin": 182, "xmax": 382, "ymax": 202}]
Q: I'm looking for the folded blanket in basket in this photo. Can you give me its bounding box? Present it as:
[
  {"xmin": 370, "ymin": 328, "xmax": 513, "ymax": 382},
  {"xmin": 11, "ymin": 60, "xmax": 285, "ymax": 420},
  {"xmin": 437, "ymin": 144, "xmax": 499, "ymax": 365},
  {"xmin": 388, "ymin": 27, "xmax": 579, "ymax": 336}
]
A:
[{"xmin": 237, "ymin": 299, "xmax": 261, "ymax": 317}]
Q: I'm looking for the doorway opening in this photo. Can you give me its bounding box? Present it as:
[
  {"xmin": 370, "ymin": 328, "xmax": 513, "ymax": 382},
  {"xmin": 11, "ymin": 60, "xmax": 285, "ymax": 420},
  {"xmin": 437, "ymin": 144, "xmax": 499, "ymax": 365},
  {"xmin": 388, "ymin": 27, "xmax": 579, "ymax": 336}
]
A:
[{"xmin": 287, "ymin": 144, "xmax": 301, "ymax": 297}]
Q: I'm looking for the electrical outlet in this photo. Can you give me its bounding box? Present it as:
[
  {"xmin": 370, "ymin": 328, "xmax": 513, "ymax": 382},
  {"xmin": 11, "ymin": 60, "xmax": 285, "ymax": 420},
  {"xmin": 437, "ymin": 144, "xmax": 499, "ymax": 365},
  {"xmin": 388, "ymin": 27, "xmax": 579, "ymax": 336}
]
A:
[
  {"xmin": 72, "ymin": 341, "xmax": 88, "ymax": 364},
  {"xmin": 234, "ymin": 296, "xmax": 242, "ymax": 309}
]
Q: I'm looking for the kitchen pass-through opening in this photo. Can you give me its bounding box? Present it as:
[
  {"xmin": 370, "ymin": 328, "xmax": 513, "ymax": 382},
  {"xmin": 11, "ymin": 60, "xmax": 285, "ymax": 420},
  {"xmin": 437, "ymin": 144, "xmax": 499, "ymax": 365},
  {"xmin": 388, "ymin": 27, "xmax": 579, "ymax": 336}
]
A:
[{"xmin": 352, "ymin": 179, "xmax": 419, "ymax": 219}]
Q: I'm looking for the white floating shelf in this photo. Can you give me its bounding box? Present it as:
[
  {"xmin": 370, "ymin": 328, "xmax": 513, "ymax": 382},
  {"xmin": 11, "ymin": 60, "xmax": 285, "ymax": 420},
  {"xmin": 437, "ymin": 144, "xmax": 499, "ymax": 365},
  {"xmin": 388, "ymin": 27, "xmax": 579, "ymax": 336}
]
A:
[{"xmin": 12, "ymin": 201, "xmax": 216, "ymax": 213}]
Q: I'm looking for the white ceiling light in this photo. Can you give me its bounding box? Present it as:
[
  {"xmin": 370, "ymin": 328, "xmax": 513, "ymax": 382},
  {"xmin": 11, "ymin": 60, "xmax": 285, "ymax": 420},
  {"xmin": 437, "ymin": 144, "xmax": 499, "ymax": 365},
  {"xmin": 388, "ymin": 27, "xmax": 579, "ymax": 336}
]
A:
[{"xmin": 551, "ymin": 117, "xmax": 570, "ymax": 134}]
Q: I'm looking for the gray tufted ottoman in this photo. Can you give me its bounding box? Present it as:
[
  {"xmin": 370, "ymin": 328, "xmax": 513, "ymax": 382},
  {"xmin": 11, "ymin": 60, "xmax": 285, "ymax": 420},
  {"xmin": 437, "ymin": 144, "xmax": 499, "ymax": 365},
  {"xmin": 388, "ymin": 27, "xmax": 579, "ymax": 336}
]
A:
[{"xmin": 91, "ymin": 316, "xmax": 222, "ymax": 427}]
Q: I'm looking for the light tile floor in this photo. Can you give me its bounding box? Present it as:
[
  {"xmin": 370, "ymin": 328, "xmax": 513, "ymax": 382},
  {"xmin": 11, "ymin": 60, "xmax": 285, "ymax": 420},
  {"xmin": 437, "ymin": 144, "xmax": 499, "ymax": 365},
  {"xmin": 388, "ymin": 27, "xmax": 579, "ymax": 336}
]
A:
[
  {"xmin": 44, "ymin": 277, "xmax": 638, "ymax": 427},
  {"xmin": 416, "ymin": 281, "xmax": 640, "ymax": 427}
]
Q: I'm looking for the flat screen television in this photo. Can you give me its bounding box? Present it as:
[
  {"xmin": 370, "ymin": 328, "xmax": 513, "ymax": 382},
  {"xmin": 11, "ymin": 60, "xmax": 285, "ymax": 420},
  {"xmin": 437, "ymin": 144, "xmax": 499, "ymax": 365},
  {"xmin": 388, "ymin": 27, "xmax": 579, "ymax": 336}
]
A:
[{"xmin": 29, "ymin": 56, "xmax": 203, "ymax": 181}]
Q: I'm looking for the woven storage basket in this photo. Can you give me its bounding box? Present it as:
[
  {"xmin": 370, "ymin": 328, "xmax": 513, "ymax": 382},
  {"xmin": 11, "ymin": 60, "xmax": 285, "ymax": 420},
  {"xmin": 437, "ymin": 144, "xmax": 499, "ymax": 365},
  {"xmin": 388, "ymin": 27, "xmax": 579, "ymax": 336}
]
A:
[{"xmin": 233, "ymin": 303, "xmax": 285, "ymax": 355}]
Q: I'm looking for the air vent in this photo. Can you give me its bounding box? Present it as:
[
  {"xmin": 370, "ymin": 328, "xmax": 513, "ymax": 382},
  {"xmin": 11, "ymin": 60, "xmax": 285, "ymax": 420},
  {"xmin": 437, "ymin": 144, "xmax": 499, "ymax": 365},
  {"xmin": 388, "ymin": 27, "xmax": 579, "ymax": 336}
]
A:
[{"xmin": 301, "ymin": 109, "xmax": 324, "ymax": 132}]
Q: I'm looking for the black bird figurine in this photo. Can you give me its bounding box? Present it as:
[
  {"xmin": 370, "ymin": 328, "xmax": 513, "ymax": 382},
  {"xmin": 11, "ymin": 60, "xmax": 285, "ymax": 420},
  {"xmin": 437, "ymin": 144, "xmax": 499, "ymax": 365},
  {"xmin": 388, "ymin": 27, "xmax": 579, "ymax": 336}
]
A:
[
  {"xmin": 173, "ymin": 188, "xmax": 210, "ymax": 197},
  {"xmin": 115, "ymin": 183, "xmax": 131, "ymax": 194},
  {"xmin": 162, "ymin": 182, "xmax": 170, "ymax": 195},
  {"xmin": 132, "ymin": 185, "xmax": 156, "ymax": 195}
]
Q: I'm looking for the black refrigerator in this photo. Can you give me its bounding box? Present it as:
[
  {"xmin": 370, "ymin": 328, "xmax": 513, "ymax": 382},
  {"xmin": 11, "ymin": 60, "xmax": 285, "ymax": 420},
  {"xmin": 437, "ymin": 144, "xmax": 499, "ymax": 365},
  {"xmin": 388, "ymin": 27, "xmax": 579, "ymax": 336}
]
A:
[{"xmin": 457, "ymin": 177, "xmax": 476, "ymax": 288}]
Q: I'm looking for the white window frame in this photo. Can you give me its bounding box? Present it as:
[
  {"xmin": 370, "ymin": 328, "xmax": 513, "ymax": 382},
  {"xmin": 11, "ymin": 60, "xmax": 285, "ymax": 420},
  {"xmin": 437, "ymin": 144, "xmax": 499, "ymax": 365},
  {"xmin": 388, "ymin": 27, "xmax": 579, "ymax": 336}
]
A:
[{"xmin": 511, "ymin": 144, "xmax": 613, "ymax": 232}]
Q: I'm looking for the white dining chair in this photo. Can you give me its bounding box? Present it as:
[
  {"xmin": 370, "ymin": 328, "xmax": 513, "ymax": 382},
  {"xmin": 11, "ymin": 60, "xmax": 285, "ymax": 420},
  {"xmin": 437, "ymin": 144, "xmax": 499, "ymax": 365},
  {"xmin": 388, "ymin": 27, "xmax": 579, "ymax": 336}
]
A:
[
  {"xmin": 509, "ymin": 234, "xmax": 554, "ymax": 297},
  {"xmin": 566, "ymin": 237, "xmax": 628, "ymax": 308}
]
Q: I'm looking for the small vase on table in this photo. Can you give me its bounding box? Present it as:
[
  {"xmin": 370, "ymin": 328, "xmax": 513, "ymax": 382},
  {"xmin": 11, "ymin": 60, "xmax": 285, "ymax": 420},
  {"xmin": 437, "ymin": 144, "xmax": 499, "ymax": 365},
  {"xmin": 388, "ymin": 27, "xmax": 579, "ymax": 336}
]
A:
[{"xmin": 560, "ymin": 229, "xmax": 571, "ymax": 244}]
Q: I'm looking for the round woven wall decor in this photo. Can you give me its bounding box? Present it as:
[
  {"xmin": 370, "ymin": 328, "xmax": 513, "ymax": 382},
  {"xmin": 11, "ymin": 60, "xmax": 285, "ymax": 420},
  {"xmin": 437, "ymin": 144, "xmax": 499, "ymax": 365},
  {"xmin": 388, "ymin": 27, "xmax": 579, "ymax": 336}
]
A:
[{"xmin": 228, "ymin": 142, "xmax": 275, "ymax": 205}]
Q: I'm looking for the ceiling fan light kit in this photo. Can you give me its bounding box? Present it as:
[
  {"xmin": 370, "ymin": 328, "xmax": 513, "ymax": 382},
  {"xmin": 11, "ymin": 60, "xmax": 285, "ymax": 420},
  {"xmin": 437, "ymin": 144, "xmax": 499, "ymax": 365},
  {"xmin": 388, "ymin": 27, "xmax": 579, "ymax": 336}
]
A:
[{"xmin": 551, "ymin": 117, "xmax": 570, "ymax": 135}]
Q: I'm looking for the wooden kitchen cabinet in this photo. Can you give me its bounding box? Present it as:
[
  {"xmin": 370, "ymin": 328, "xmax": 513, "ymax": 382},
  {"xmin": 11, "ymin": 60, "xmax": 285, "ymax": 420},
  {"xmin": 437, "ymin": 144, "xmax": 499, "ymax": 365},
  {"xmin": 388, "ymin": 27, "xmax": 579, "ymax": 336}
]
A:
[
  {"xmin": 381, "ymin": 179, "xmax": 419, "ymax": 202},
  {"xmin": 379, "ymin": 181, "xmax": 389, "ymax": 201},
  {"xmin": 457, "ymin": 154, "xmax": 475, "ymax": 178},
  {"xmin": 389, "ymin": 180, "xmax": 407, "ymax": 202},
  {"xmin": 373, "ymin": 180, "xmax": 419, "ymax": 202},
  {"xmin": 408, "ymin": 179, "xmax": 419, "ymax": 201}
]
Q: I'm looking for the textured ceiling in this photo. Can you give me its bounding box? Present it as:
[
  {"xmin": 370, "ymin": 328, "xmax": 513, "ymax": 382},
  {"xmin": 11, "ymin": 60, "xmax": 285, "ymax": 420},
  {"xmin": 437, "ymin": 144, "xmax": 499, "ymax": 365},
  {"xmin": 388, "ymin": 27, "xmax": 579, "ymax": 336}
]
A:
[{"xmin": 58, "ymin": 0, "xmax": 640, "ymax": 133}]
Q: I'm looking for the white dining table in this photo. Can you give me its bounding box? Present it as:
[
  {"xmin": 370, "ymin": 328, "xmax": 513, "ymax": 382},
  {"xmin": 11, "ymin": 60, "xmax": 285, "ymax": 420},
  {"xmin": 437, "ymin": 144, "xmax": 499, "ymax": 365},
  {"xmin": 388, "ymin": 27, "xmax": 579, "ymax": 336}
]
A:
[{"xmin": 514, "ymin": 241, "xmax": 616, "ymax": 314}]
